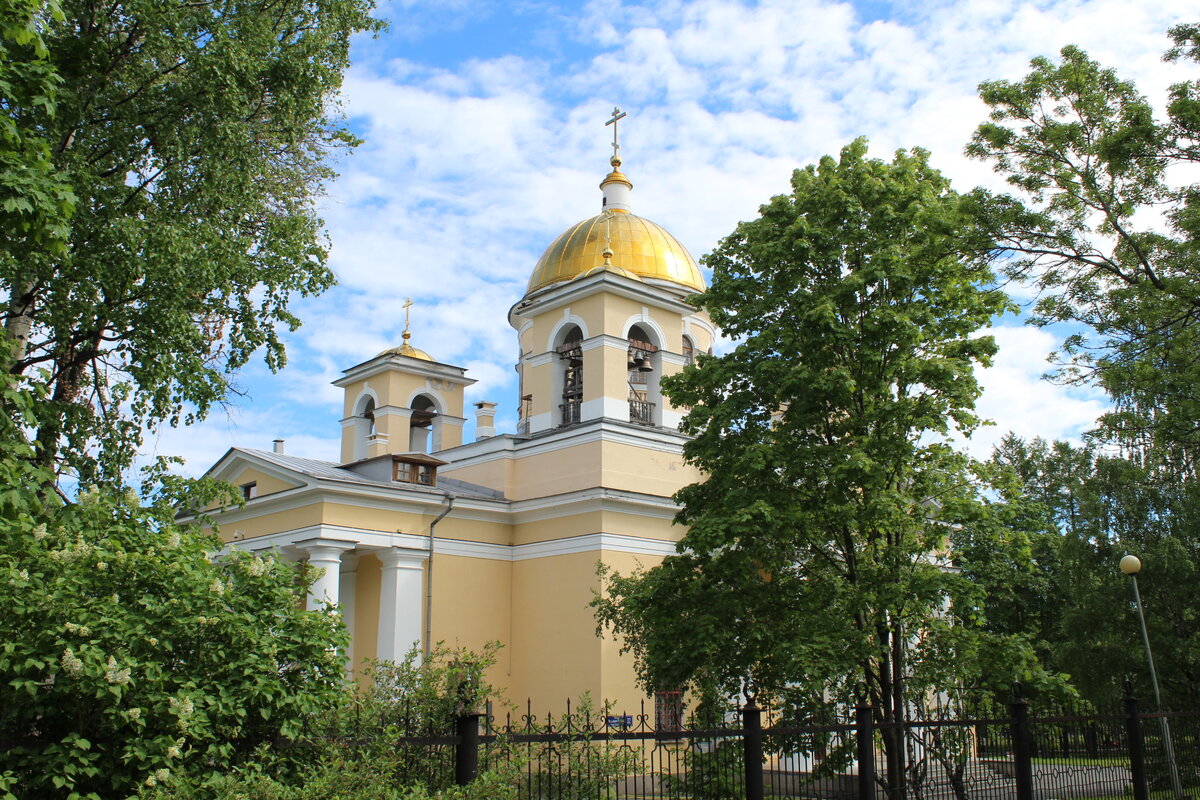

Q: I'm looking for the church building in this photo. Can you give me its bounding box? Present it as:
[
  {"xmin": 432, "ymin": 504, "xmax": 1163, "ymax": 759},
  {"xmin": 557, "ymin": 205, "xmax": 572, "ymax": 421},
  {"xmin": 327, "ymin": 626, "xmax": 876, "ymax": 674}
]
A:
[{"xmin": 202, "ymin": 116, "xmax": 715, "ymax": 711}]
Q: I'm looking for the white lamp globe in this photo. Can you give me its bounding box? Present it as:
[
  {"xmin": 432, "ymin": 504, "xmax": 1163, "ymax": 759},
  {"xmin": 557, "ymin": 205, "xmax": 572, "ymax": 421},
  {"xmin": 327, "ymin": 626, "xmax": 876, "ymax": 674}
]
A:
[{"xmin": 1120, "ymin": 554, "xmax": 1142, "ymax": 575}]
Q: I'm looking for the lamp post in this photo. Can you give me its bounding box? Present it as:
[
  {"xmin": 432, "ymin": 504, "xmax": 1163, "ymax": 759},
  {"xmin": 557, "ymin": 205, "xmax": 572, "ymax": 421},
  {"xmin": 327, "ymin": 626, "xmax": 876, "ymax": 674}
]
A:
[{"xmin": 1119, "ymin": 554, "xmax": 1185, "ymax": 800}]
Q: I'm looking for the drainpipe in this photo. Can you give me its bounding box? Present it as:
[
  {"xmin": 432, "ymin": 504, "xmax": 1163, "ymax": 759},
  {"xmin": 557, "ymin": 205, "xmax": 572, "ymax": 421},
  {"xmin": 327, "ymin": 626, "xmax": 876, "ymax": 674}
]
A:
[{"xmin": 424, "ymin": 493, "xmax": 454, "ymax": 663}]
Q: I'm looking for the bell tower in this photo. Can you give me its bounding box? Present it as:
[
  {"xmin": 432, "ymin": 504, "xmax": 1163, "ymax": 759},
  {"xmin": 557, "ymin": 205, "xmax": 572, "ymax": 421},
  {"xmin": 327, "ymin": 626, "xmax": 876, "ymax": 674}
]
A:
[
  {"xmin": 509, "ymin": 109, "xmax": 715, "ymax": 435},
  {"xmin": 334, "ymin": 302, "xmax": 475, "ymax": 463}
]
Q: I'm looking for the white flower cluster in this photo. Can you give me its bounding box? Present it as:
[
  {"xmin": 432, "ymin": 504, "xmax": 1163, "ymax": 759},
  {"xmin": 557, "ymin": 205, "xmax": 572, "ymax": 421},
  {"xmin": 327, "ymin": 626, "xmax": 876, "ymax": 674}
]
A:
[
  {"xmin": 164, "ymin": 532, "xmax": 181, "ymax": 549},
  {"xmin": 244, "ymin": 555, "xmax": 266, "ymax": 577},
  {"xmin": 104, "ymin": 655, "xmax": 131, "ymax": 685},
  {"xmin": 64, "ymin": 622, "xmax": 92, "ymax": 636},
  {"xmin": 32, "ymin": 523, "xmax": 48, "ymax": 540},
  {"xmin": 168, "ymin": 696, "xmax": 195, "ymax": 715},
  {"xmin": 169, "ymin": 695, "xmax": 195, "ymax": 733},
  {"xmin": 60, "ymin": 648, "xmax": 83, "ymax": 678},
  {"xmin": 208, "ymin": 578, "xmax": 225, "ymax": 595},
  {"xmin": 143, "ymin": 768, "xmax": 170, "ymax": 787},
  {"xmin": 48, "ymin": 537, "xmax": 95, "ymax": 562}
]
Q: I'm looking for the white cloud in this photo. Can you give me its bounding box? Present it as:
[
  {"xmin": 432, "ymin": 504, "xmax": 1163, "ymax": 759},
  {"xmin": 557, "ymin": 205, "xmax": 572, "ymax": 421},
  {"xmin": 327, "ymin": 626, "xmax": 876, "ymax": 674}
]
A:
[
  {"xmin": 966, "ymin": 323, "xmax": 1110, "ymax": 458},
  {"xmin": 154, "ymin": 0, "xmax": 1197, "ymax": 476}
]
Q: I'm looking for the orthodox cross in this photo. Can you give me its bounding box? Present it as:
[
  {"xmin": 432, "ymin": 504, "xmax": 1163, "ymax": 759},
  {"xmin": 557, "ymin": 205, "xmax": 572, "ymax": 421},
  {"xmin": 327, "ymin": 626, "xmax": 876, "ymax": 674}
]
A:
[
  {"xmin": 605, "ymin": 107, "xmax": 627, "ymax": 159},
  {"xmin": 402, "ymin": 297, "xmax": 414, "ymax": 337}
]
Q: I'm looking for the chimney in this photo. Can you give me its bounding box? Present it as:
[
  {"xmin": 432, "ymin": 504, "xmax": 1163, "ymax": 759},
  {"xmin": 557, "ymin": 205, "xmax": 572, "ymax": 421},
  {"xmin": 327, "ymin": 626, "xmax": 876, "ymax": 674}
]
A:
[
  {"xmin": 273, "ymin": 438, "xmax": 285, "ymax": 454},
  {"xmin": 474, "ymin": 401, "xmax": 497, "ymax": 440}
]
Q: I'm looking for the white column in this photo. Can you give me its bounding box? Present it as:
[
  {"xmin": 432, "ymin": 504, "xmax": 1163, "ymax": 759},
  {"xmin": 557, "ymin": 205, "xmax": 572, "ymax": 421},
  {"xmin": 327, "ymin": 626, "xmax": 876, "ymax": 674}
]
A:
[
  {"xmin": 295, "ymin": 539, "xmax": 356, "ymax": 611},
  {"xmin": 340, "ymin": 553, "xmax": 359, "ymax": 667},
  {"xmin": 376, "ymin": 547, "xmax": 426, "ymax": 663}
]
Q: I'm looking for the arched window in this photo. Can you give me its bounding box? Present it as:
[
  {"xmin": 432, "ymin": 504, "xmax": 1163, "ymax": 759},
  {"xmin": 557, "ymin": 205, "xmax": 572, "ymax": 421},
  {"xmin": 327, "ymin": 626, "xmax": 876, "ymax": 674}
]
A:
[
  {"xmin": 409, "ymin": 394, "xmax": 437, "ymax": 453},
  {"xmin": 556, "ymin": 325, "xmax": 583, "ymax": 427},
  {"xmin": 351, "ymin": 393, "xmax": 379, "ymax": 461},
  {"xmin": 363, "ymin": 397, "xmax": 376, "ymax": 434},
  {"xmin": 627, "ymin": 324, "xmax": 659, "ymax": 426},
  {"xmin": 682, "ymin": 335, "xmax": 695, "ymax": 366}
]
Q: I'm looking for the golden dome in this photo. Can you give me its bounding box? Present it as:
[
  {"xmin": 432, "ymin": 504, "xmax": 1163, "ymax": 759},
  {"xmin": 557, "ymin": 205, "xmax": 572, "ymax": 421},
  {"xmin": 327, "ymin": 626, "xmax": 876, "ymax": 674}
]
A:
[
  {"xmin": 527, "ymin": 211, "xmax": 705, "ymax": 294},
  {"xmin": 377, "ymin": 331, "xmax": 434, "ymax": 361}
]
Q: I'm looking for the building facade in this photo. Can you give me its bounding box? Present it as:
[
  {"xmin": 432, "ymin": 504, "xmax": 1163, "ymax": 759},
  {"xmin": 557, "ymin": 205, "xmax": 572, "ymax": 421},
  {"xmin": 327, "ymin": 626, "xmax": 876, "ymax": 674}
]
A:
[{"xmin": 203, "ymin": 147, "xmax": 714, "ymax": 710}]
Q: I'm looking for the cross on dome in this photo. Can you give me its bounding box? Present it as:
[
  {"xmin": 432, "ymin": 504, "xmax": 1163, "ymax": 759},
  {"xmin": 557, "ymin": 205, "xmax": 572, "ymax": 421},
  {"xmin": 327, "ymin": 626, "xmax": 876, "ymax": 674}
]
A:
[
  {"xmin": 402, "ymin": 297, "xmax": 414, "ymax": 342},
  {"xmin": 605, "ymin": 106, "xmax": 627, "ymax": 162}
]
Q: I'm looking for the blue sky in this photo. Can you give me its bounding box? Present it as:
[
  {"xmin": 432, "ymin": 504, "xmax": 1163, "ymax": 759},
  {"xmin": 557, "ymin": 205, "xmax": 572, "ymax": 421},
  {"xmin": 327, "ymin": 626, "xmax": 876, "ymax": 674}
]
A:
[{"xmin": 148, "ymin": 0, "xmax": 1195, "ymax": 474}]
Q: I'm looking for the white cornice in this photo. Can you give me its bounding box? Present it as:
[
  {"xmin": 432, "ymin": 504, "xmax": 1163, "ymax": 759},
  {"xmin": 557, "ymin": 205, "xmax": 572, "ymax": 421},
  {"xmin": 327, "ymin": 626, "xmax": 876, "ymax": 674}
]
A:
[
  {"xmin": 509, "ymin": 486, "xmax": 681, "ymax": 523},
  {"xmin": 510, "ymin": 272, "xmax": 697, "ymax": 324},
  {"xmin": 229, "ymin": 523, "xmax": 678, "ymax": 563},
  {"xmin": 524, "ymin": 351, "xmax": 555, "ymax": 368},
  {"xmin": 334, "ymin": 356, "xmax": 475, "ymax": 388},
  {"xmin": 580, "ymin": 334, "xmax": 631, "ymax": 352},
  {"xmin": 438, "ymin": 419, "xmax": 689, "ymax": 472}
]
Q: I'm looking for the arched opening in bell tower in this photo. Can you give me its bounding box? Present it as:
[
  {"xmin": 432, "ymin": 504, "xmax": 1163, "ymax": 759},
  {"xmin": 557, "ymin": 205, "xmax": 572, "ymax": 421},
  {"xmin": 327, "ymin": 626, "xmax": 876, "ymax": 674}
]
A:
[
  {"xmin": 408, "ymin": 394, "xmax": 438, "ymax": 453},
  {"xmin": 555, "ymin": 325, "xmax": 584, "ymax": 427},
  {"xmin": 350, "ymin": 393, "xmax": 379, "ymax": 461},
  {"xmin": 627, "ymin": 324, "xmax": 661, "ymax": 427}
]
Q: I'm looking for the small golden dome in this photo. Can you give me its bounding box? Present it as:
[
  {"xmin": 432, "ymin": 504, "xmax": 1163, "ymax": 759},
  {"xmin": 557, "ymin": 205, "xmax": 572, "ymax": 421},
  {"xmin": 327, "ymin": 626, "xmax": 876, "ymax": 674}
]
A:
[
  {"xmin": 378, "ymin": 343, "xmax": 434, "ymax": 361},
  {"xmin": 378, "ymin": 331, "xmax": 434, "ymax": 361},
  {"xmin": 527, "ymin": 211, "xmax": 704, "ymax": 294}
]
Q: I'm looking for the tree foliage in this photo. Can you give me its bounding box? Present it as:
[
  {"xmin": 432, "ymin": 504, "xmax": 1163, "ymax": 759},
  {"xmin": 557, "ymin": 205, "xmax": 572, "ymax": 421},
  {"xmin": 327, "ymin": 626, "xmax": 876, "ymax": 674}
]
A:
[
  {"xmin": 595, "ymin": 141, "xmax": 1024, "ymax": 734},
  {"xmin": 958, "ymin": 435, "xmax": 1200, "ymax": 708},
  {"xmin": 0, "ymin": 0, "xmax": 74, "ymax": 253},
  {"xmin": 967, "ymin": 27, "xmax": 1200, "ymax": 467},
  {"xmin": 0, "ymin": 386, "xmax": 348, "ymax": 800},
  {"xmin": 1, "ymin": 0, "xmax": 380, "ymax": 484}
]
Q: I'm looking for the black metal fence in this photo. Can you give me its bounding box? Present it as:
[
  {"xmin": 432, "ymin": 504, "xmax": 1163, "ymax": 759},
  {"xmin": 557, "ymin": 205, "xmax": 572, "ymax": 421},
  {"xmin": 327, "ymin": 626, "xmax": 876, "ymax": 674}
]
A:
[{"xmin": 384, "ymin": 687, "xmax": 1200, "ymax": 800}]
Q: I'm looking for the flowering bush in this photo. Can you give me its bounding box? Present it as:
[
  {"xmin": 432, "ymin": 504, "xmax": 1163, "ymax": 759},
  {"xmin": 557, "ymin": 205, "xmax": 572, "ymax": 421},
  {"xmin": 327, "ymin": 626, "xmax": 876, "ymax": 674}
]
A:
[{"xmin": 0, "ymin": 418, "xmax": 347, "ymax": 799}]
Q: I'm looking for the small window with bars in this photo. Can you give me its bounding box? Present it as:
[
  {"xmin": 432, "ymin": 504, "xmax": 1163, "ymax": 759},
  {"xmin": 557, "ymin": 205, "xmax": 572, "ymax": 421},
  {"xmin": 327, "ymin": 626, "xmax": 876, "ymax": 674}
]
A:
[{"xmin": 655, "ymin": 689, "xmax": 684, "ymax": 733}]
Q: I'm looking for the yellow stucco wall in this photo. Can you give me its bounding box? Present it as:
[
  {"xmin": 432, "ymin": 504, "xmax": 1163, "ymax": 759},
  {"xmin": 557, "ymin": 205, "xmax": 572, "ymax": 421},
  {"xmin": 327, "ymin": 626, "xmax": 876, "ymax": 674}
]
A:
[
  {"xmin": 351, "ymin": 552, "xmax": 381, "ymax": 674},
  {"xmin": 507, "ymin": 551, "xmax": 603, "ymax": 705},
  {"xmin": 442, "ymin": 439, "xmax": 700, "ymax": 503},
  {"xmin": 214, "ymin": 503, "xmax": 326, "ymax": 543},
  {"xmin": 229, "ymin": 467, "xmax": 299, "ymax": 498}
]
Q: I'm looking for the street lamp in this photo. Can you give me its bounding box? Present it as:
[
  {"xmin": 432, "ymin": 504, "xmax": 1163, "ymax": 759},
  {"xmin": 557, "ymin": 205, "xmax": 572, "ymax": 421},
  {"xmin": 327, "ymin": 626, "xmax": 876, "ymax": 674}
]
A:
[{"xmin": 1120, "ymin": 554, "xmax": 1185, "ymax": 800}]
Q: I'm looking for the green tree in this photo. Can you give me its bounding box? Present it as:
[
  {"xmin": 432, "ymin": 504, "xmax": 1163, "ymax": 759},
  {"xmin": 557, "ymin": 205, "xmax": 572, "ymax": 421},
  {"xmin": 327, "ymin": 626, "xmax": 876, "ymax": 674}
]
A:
[
  {"xmin": 0, "ymin": 386, "xmax": 348, "ymax": 800},
  {"xmin": 960, "ymin": 435, "xmax": 1200, "ymax": 708},
  {"xmin": 1, "ymin": 0, "xmax": 380, "ymax": 485},
  {"xmin": 0, "ymin": 0, "xmax": 75, "ymax": 254},
  {"xmin": 967, "ymin": 26, "xmax": 1200, "ymax": 466},
  {"xmin": 596, "ymin": 140, "xmax": 1018, "ymax": 796}
]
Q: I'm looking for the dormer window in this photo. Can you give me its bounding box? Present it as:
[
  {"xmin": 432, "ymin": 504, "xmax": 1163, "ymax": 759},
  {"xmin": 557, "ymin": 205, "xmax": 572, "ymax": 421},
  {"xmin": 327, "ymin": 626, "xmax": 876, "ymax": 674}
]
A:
[
  {"xmin": 391, "ymin": 453, "xmax": 446, "ymax": 486},
  {"xmin": 395, "ymin": 461, "xmax": 436, "ymax": 485}
]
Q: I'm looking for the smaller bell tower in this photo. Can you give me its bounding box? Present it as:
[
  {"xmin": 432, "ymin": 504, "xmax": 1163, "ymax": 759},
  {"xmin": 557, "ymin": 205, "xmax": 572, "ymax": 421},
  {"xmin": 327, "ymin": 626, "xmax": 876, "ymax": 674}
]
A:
[{"xmin": 334, "ymin": 302, "xmax": 474, "ymax": 463}]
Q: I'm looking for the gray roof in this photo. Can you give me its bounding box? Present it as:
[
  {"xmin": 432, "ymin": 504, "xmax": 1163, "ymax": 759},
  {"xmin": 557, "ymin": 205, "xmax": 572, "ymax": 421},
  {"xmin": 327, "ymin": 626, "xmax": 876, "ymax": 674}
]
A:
[{"xmin": 234, "ymin": 448, "xmax": 507, "ymax": 501}]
